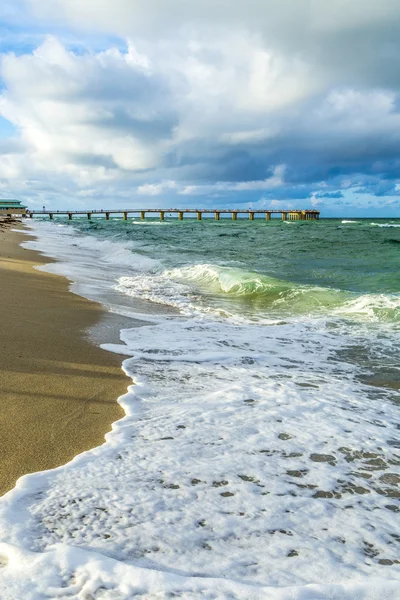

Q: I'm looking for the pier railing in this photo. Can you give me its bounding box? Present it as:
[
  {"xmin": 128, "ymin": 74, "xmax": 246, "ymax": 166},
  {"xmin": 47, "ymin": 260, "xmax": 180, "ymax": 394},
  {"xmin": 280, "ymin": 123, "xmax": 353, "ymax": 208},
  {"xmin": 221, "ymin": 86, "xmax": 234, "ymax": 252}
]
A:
[{"xmin": 26, "ymin": 209, "xmax": 320, "ymax": 221}]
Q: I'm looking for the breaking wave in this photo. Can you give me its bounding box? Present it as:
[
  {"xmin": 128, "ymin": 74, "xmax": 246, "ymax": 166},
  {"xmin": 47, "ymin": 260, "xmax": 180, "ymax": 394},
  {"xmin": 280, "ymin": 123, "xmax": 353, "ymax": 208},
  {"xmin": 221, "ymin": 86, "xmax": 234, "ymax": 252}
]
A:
[
  {"xmin": 370, "ymin": 222, "xmax": 400, "ymax": 227},
  {"xmin": 116, "ymin": 263, "xmax": 400, "ymax": 323}
]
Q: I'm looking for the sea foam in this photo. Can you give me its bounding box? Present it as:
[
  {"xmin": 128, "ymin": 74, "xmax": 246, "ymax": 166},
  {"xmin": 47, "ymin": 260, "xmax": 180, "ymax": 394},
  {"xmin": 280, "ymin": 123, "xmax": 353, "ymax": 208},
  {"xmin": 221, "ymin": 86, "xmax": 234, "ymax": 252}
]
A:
[{"xmin": 370, "ymin": 222, "xmax": 400, "ymax": 227}]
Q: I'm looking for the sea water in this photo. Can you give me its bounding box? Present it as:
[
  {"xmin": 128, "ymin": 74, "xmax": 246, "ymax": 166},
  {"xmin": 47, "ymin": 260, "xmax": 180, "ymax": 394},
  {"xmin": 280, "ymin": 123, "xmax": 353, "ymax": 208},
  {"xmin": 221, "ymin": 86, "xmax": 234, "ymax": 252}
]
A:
[{"xmin": 0, "ymin": 217, "xmax": 399, "ymax": 599}]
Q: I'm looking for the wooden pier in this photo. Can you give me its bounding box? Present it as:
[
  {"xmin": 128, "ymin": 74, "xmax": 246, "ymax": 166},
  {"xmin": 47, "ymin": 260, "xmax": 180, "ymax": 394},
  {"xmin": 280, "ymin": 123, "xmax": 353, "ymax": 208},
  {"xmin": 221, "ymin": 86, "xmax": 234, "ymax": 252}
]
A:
[{"xmin": 26, "ymin": 209, "xmax": 320, "ymax": 221}]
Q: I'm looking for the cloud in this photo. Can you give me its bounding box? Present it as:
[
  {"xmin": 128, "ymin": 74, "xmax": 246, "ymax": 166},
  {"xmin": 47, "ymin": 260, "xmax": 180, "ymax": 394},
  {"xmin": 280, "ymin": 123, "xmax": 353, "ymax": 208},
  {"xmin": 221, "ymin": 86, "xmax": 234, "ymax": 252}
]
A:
[
  {"xmin": 134, "ymin": 165, "xmax": 285, "ymax": 199},
  {"xmin": 263, "ymin": 199, "xmax": 295, "ymax": 210},
  {"xmin": 25, "ymin": 0, "xmax": 400, "ymax": 90},
  {"xmin": 355, "ymin": 181, "xmax": 400, "ymax": 197},
  {"xmin": 138, "ymin": 181, "xmax": 178, "ymax": 196},
  {"xmin": 0, "ymin": 1, "xmax": 398, "ymax": 213},
  {"xmin": 0, "ymin": 36, "xmax": 177, "ymax": 180}
]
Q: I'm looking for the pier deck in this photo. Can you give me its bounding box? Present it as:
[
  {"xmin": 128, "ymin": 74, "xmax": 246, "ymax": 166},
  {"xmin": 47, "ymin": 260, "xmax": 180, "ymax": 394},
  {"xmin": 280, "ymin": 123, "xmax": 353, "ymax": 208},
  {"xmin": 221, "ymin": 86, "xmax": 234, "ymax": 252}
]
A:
[{"xmin": 27, "ymin": 209, "xmax": 320, "ymax": 221}]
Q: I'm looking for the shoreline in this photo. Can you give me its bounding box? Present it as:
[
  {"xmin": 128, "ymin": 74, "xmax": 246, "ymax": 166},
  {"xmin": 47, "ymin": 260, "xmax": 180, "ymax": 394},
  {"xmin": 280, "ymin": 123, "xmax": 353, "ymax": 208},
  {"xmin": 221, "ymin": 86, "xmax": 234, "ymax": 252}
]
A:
[
  {"xmin": 0, "ymin": 219, "xmax": 398, "ymax": 597},
  {"xmin": 0, "ymin": 223, "xmax": 128, "ymax": 496}
]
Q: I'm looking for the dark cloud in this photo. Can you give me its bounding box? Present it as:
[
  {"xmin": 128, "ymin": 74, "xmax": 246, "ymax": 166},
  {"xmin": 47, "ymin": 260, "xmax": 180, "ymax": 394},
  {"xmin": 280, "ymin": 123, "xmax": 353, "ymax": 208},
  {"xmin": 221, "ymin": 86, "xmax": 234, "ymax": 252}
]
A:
[{"xmin": 27, "ymin": 0, "xmax": 400, "ymax": 90}]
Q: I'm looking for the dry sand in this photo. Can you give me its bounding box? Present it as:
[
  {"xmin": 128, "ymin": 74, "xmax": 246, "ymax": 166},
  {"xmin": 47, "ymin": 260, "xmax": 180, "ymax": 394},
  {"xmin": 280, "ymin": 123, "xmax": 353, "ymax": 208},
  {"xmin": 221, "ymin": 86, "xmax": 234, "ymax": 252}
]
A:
[{"xmin": 0, "ymin": 221, "xmax": 127, "ymax": 496}]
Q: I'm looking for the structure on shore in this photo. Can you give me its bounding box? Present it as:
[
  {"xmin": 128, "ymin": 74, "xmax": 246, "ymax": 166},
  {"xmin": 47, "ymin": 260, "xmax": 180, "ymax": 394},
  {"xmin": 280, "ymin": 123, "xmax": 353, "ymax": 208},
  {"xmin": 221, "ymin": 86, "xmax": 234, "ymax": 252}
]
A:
[
  {"xmin": 27, "ymin": 208, "xmax": 320, "ymax": 221},
  {"xmin": 0, "ymin": 200, "xmax": 27, "ymax": 216}
]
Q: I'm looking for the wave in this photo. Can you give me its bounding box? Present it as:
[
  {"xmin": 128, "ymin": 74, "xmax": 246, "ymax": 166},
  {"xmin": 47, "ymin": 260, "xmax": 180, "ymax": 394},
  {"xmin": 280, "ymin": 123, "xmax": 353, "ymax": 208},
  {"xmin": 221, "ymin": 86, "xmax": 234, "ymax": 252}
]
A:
[
  {"xmin": 168, "ymin": 264, "xmax": 351, "ymax": 312},
  {"xmin": 341, "ymin": 220, "xmax": 360, "ymax": 224},
  {"xmin": 117, "ymin": 263, "xmax": 400, "ymax": 324},
  {"xmin": 167, "ymin": 264, "xmax": 321, "ymax": 300},
  {"xmin": 370, "ymin": 222, "xmax": 400, "ymax": 228},
  {"xmin": 131, "ymin": 220, "xmax": 172, "ymax": 225},
  {"xmin": 115, "ymin": 263, "xmax": 349, "ymax": 319},
  {"xmin": 27, "ymin": 221, "xmax": 162, "ymax": 272},
  {"xmin": 334, "ymin": 293, "xmax": 400, "ymax": 323}
]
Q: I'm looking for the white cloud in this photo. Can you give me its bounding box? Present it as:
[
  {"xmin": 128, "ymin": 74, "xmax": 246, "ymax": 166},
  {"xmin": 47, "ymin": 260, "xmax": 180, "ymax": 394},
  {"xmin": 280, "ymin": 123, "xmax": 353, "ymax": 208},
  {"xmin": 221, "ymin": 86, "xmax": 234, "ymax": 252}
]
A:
[
  {"xmin": 0, "ymin": 36, "xmax": 176, "ymax": 183},
  {"xmin": 138, "ymin": 181, "xmax": 178, "ymax": 196},
  {"xmin": 0, "ymin": 32, "xmax": 308, "ymax": 195},
  {"xmin": 264, "ymin": 199, "xmax": 295, "ymax": 210}
]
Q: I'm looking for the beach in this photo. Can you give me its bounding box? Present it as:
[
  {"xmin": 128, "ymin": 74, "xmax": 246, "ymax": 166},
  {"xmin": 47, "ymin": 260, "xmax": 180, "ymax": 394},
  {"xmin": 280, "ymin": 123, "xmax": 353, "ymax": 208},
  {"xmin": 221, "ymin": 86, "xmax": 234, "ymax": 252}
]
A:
[{"xmin": 0, "ymin": 222, "xmax": 127, "ymax": 496}]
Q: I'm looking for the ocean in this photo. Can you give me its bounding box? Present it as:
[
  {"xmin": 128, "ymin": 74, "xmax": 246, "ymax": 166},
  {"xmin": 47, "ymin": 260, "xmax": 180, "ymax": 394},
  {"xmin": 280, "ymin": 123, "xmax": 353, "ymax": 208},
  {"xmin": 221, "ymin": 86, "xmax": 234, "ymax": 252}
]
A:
[{"xmin": 0, "ymin": 216, "xmax": 399, "ymax": 599}]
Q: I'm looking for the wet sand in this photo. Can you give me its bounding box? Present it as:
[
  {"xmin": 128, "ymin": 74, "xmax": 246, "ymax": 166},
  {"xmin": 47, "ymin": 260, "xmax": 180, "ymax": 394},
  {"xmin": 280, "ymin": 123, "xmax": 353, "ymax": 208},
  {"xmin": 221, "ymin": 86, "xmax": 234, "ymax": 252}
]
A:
[{"xmin": 0, "ymin": 222, "xmax": 127, "ymax": 496}]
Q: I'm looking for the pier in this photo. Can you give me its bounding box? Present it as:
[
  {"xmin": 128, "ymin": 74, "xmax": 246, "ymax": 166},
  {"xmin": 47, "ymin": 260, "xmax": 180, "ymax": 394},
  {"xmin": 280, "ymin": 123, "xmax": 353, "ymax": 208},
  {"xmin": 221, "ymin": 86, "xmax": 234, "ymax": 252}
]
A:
[{"xmin": 26, "ymin": 209, "xmax": 320, "ymax": 221}]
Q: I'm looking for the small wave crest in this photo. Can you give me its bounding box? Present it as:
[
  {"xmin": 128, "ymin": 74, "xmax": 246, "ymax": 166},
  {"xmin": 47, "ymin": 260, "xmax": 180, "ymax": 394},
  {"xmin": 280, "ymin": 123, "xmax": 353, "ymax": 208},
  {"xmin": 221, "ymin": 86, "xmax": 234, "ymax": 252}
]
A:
[
  {"xmin": 167, "ymin": 264, "xmax": 288, "ymax": 297},
  {"xmin": 334, "ymin": 293, "xmax": 400, "ymax": 323},
  {"xmin": 370, "ymin": 222, "xmax": 400, "ymax": 228},
  {"xmin": 166, "ymin": 264, "xmax": 347, "ymax": 309},
  {"xmin": 131, "ymin": 220, "xmax": 172, "ymax": 225}
]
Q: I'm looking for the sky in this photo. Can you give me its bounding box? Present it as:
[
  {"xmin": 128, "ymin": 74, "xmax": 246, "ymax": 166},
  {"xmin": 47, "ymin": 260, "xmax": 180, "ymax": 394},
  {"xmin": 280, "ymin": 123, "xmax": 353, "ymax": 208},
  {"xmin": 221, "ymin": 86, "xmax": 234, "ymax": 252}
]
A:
[{"xmin": 0, "ymin": 1, "xmax": 400, "ymax": 216}]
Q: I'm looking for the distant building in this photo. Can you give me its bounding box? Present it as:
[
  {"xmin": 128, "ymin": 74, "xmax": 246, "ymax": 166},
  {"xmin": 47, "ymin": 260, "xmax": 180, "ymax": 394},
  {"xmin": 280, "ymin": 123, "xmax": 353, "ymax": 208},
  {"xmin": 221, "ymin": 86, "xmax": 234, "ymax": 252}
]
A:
[{"xmin": 0, "ymin": 199, "xmax": 27, "ymax": 216}]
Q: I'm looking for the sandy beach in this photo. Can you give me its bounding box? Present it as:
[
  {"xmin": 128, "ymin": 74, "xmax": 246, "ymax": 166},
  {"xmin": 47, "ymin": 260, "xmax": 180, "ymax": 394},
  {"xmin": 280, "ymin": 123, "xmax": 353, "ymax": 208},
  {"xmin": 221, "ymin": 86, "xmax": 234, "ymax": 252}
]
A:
[{"xmin": 0, "ymin": 221, "xmax": 127, "ymax": 496}]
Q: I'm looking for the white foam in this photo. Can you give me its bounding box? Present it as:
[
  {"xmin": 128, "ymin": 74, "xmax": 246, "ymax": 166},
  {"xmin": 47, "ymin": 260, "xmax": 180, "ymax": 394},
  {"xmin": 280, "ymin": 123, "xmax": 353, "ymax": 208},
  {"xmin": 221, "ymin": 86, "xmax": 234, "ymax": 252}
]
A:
[
  {"xmin": 20, "ymin": 221, "xmax": 163, "ymax": 316},
  {"xmin": 131, "ymin": 220, "xmax": 172, "ymax": 225},
  {"xmin": 334, "ymin": 293, "xmax": 400, "ymax": 323},
  {"xmin": 370, "ymin": 222, "xmax": 400, "ymax": 227},
  {"xmin": 0, "ymin": 544, "xmax": 398, "ymax": 600},
  {"xmin": 341, "ymin": 220, "xmax": 361, "ymax": 224},
  {"xmin": 0, "ymin": 221, "xmax": 398, "ymax": 598}
]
